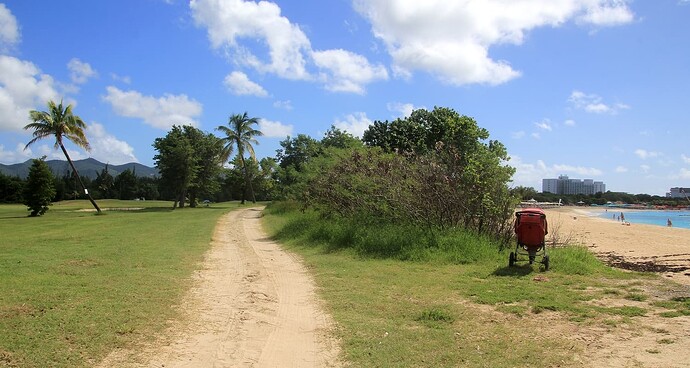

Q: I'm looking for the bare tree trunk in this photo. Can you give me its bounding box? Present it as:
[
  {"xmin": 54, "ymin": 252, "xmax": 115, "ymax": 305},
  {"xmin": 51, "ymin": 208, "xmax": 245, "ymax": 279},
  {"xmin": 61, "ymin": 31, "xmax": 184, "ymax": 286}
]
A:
[{"xmin": 60, "ymin": 143, "xmax": 101, "ymax": 213}]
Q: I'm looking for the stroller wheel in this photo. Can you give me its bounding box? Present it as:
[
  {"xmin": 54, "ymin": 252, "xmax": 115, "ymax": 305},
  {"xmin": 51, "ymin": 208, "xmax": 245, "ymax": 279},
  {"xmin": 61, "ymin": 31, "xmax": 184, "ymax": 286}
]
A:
[
  {"xmin": 543, "ymin": 255, "xmax": 550, "ymax": 271},
  {"xmin": 509, "ymin": 252, "xmax": 516, "ymax": 267}
]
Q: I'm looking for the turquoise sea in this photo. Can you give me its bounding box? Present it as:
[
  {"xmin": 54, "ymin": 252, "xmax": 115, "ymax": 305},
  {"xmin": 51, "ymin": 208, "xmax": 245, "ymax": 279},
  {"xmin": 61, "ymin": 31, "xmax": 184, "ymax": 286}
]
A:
[{"xmin": 599, "ymin": 210, "xmax": 690, "ymax": 230}]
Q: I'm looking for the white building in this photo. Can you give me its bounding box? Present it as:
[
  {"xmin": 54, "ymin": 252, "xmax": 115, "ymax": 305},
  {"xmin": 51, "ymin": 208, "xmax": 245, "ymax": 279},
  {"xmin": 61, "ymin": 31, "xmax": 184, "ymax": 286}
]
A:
[
  {"xmin": 666, "ymin": 187, "xmax": 690, "ymax": 198},
  {"xmin": 542, "ymin": 175, "xmax": 606, "ymax": 195}
]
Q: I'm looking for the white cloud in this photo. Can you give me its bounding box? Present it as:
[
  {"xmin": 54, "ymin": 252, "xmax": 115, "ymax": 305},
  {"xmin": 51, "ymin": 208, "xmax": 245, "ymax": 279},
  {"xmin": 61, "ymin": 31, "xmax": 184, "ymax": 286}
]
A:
[
  {"xmin": 0, "ymin": 55, "xmax": 59, "ymax": 132},
  {"xmin": 531, "ymin": 132, "xmax": 541, "ymax": 139},
  {"xmin": 677, "ymin": 168, "xmax": 690, "ymax": 179},
  {"xmin": 386, "ymin": 102, "xmax": 421, "ymax": 118},
  {"xmin": 223, "ymin": 71, "xmax": 268, "ymax": 97},
  {"xmin": 312, "ymin": 49, "xmax": 388, "ymax": 94},
  {"xmin": 534, "ymin": 119, "xmax": 552, "ymax": 131},
  {"xmin": 615, "ymin": 165, "xmax": 628, "ymax": 173},
  {"xmin": 568, "ymin": 90, "xmax": 630, "ymax": 114},
  {"xmin": 681, "ymin": 154, "xmax": 690, "ymax": 164},
  {"xmin": 258, "ymin": 118, "xmax": 293, "ymax": 138},
  {"xmin": 564, "ymin": 119, "xmax": 576, "ymax": 126},
  {"xmin": 110, "ymin": 73, "xmax": 132, "ymax": 84},
  {"xmin": 190, "ymin": 0, "xmax": 388, "ymax": 94},
  {"xmin": 578, "ymin": 1, "xmax": 634, "ymax": 26},
  {"xmin": 103, "ymin": 86, "xmax": 203, "ymax": 130},
  {"xmin": 190, "ymin": 0, "xmax": 311, "ymax": 80},
  {"xmin": 0, "ymin": 4, "xmax": 19, "ymax": 51},
  {"xmin": 273, "ymin": 99, "xmax": 292, "ymax": 110},
  {"xmin": 0, "ymin": 143, "xmax": 33, "ymax": 164},
  {"xmin": 634, "ymin": 149, "xmax": 660, "ymax": 160},
  {"xmin": 67, "ymin": 58, "xmax": 97, "ymax": 84},
  {"xmin": 333, "ymin": 112, "xmax": 372, "ymax": 137},
  {"xmin": 86, "ymin": 122, "xmax": 138, "ymax": 164},
  {"xmin": 553, "ymin": 164, "xmax": 603, "ymax": 176},
  {"xmin": 354, "ymin": 0, "xmax": 633, "ymax": 86},
  {"xmin": 640, "ymin": 164, "xmax": 651, "ymax": 173}
]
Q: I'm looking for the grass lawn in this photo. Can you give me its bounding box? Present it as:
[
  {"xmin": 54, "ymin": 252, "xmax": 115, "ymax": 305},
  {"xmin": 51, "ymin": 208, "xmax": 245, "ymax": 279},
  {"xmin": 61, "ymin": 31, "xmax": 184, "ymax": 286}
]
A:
[
  {"xmin": 261, "ymin": 203, "xmax": 680, "ymax": 368},
  {"xmin": 0, "ymin": 200, "xmax": 239, "ymax": 368}
]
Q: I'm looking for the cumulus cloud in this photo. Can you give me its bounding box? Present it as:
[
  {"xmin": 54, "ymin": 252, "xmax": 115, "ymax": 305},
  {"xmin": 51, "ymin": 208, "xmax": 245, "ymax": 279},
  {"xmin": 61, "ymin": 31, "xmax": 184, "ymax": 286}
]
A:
[
  {"xmin": 86, "ymin": 122, "xmax": 138, "ymax": 164},
  {"xmin": 190, "ymin": 0, "xmax": 387, "ymax": 93},
  {"xmin": 386, "ymin": 102, "xmax": 422, "ymax": 118},
  {"xmin": 190, "ymin": 0, "xmax": 311, "ymax": 80},
  {"xmin": 258, "ymin": 118, "xmax": 293, "ymax": 138},
  {"xmin": 333, "ymin": 112, "xmax": 373, "ymax": 137},
  {"xmin": 681, "ymin": 154, "xmax": 690, "ymax": 164},
  {"xmin": 0, "ymin": 4, "xmax": 19, "ymax": 51},
  {"xmin": 312, "ymin": 49, "xmax": 388, "ymax": 94},
  {"xmin": 640, "ymin": 164, "xmax": 651, "ymax": 173},
  {"xmin": 103, "ymin": 86, "xmax": 203, "ymax": 130},
  {"xmin": 0, "ymin": 55, "xmax": 59, "ymax": 132},
  {"xmin": 634, "ymin": 149, "xmax": 660, "ymax": 160},
  {"xmin": 615, "ymin": 165, "xmax": 628, "ymax": 173},
  {"xmin": 569, "ymin": 90, "xmax": 630, "ymax": 114},
  {"xmin": 67, "ymin": 58, "xmax": 97, "ymax": 84},
  {"xmin": 354, "ymin": 0, "xmax": 634, "ymax": 86},
  {"xmin": 224, "ymin": 71, "xmax": 268, "ymax": 97},
  {"xmin": 564, "ymin": 119, "xmax": 576, "ymax": 126},
  {"xmin": 0, "ymin": 143, "xmax": 33, "ymax": 164}
]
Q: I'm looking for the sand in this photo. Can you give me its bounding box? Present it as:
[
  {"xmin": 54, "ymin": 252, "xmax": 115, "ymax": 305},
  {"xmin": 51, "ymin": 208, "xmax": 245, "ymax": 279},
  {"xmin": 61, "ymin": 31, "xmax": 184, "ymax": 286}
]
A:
[
  {"xmin": 544, "ymin": 207, "xmax": 690, "ymax": 285},
  {"xmin": 98, "ymin": 207, "xmax": 342, "ymax": 367}
]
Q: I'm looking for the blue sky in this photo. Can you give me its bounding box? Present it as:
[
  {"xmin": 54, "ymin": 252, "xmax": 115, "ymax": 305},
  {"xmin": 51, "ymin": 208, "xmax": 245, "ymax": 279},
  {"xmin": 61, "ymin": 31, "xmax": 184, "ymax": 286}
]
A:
[{"xmin": 0, "ymin": 0, "xmax": 688, "ymax": 196}]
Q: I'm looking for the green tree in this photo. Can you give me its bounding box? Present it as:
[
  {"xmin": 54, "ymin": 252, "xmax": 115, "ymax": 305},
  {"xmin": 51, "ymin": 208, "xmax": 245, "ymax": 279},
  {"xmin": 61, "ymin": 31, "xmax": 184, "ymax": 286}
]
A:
[
  {"xmin": 93, "ymin": 164, "xmax": 115, "ymax": 199},
  {"xmin": 153, "ymin": 125, "xmax": 197, "ymax": 208},
  {"xmin": 22, "ymin": 157, "xmax": 56, "ymax": 216},
  {"xmin": 0, "ymin": 172, "xmax": 24, "ymax": 203},
  {"xmin": 114, "ymin": 168, "xmax": 138, "ymax": 200},
  {"xmin": 184, "ymin": 126, "xmax": 224, "ymax": 207},
  {"xmin": 24, "ymin": 100, "xmax": 101, "ymax": 213},
  {"xmin": 216, "ymin": 112, "xmax": 263, "ymax": 204}
]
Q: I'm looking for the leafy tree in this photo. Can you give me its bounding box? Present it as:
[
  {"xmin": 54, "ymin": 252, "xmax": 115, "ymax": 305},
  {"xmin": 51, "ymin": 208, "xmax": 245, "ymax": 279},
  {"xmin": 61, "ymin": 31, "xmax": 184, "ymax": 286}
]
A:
[
  {"xmin": 153, "ymin": 125, "xmax": 197, "ymax": 208},
  {"xmin": 114, "ymin": 168, "xmax": 138, "ymax": 200},
  {"xmin": 0, "ymin": 172, "xmax": 24, "ymax": 203},
  {"xmin": 22, "ymin": 157, "xmax": 56, "ymax": 216},
  {"xmin": 93, "ymin": 164, "xmax": 115, "ymax": 199},
  {"xmin": 183, "ymin": 126, "xmax": 224, "ymax": 207},
  {"xmin": 321, "ymin": 125, "xmax": 363, "ymax": 149},
  {"xmin": 24, "ymin": 100, "xmax": 101, "ymax": 213},
  {"xmin": 216, "ymin": 112, "xmax": 263, "ymax": 204}
]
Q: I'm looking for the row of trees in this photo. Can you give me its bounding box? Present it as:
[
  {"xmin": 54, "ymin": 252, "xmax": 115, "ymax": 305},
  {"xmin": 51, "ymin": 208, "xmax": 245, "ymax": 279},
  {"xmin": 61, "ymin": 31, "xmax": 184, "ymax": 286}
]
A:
[{"xmin": 18, "ymin": 100, "xmax": 520, "ymax": 242}]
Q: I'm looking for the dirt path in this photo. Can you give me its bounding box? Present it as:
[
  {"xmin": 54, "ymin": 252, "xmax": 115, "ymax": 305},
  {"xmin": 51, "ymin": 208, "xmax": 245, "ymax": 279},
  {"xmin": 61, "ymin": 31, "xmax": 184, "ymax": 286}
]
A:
[{"xmin": 98, "ymin": 207, "xmax": 342, "ymax": 367}]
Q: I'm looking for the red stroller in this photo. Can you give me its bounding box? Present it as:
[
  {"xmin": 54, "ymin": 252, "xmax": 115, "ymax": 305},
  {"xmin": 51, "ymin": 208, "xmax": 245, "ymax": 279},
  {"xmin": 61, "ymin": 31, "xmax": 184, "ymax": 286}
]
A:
[{"xmin": 509, "ymin": 208, "xmax": 549, "ymax": 270}]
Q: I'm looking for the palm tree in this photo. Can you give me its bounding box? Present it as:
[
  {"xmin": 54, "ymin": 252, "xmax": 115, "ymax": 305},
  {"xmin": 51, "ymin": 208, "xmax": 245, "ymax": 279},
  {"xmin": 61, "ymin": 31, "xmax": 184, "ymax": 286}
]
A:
[
  {"xmin": 24, "ymin": 100, "xmax": 101, "ymax": 213},
  {"xmin": 216, "ymin": 112, "xmax": 263, "ymax": 204}
]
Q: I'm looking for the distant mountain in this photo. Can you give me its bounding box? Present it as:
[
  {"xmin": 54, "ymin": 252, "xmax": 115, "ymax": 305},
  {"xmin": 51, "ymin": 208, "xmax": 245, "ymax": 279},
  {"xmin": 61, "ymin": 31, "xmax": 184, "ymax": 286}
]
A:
[{"xmin": 0, "ymin": 158, "xmax": 158, "ymax": 179}]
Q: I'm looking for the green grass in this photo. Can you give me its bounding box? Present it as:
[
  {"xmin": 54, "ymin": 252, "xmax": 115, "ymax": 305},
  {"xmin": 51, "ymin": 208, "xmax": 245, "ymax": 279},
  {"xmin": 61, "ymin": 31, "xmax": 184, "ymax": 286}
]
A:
[
  {"xmin": 0, "ymin": 200, "xmax": 241, "ymax": 367},
  {"xmin": 262, "ymin": 202, "xmax": 656, "ymax": 367}
]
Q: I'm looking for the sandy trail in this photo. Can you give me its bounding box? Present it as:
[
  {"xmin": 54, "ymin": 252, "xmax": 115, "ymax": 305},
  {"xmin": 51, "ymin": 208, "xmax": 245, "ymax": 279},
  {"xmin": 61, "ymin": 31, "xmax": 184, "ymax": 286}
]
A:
[{"xmin": 98, "ymin": 207, "xmax": 341, "ymax": 367}]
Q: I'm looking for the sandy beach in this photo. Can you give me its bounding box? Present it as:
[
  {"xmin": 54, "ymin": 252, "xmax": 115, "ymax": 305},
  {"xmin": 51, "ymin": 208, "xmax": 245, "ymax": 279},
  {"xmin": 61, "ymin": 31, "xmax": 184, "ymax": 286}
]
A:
[{"xmin": 544, "ymin": 207, "xmax": 690, "ymax": 285}]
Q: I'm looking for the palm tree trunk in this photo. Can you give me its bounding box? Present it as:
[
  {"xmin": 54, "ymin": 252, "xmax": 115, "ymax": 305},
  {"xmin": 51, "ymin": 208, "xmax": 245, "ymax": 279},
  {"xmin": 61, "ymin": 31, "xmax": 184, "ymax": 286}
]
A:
[
  {"xmin": 60, "ymin": 143, "xmax": 101, "ymax": 213},
  {"xmin": 240, "ymin": 155, "xmax": 256, "ymax": 204}
]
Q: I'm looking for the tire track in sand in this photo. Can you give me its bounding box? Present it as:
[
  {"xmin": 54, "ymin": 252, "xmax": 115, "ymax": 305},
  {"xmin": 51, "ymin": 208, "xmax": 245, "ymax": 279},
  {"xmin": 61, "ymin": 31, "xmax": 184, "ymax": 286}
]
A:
[{"xmin": 98, "ymin": 207, "xmax": 342, "ymax": 367}]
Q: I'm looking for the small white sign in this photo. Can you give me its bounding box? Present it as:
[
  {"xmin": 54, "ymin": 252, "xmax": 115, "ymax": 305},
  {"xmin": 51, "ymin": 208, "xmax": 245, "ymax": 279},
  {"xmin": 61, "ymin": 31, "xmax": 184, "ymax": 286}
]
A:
[{"xmin": 84, "ymin": 189, "xmax": 89, "ymax": 194}]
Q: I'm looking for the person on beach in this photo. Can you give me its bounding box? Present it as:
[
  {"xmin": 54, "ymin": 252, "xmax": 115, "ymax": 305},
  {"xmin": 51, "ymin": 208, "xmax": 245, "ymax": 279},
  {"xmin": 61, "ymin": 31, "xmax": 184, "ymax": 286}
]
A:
[
  {"xmin": 621, "ymin": 212, "xmax": 625, "ymax": 222},
  {"xmin": 668, "ymin": 218, "xmax": 673, "ymax": 227}
]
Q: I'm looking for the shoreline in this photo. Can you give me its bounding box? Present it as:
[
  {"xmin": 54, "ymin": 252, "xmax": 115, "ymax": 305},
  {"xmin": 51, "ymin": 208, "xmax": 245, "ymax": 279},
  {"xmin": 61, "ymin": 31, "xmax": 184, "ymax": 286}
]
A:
[{"xmin": 542, "ymin": 207, "xmax": 690, "ymax": 285}]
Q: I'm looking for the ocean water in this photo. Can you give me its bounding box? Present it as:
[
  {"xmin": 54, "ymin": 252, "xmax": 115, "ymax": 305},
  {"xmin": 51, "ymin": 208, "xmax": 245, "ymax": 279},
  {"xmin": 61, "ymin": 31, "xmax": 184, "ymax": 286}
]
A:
[{"xmin": 599, "ymin": 210, "xmax": 690, "ymax": 230}]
